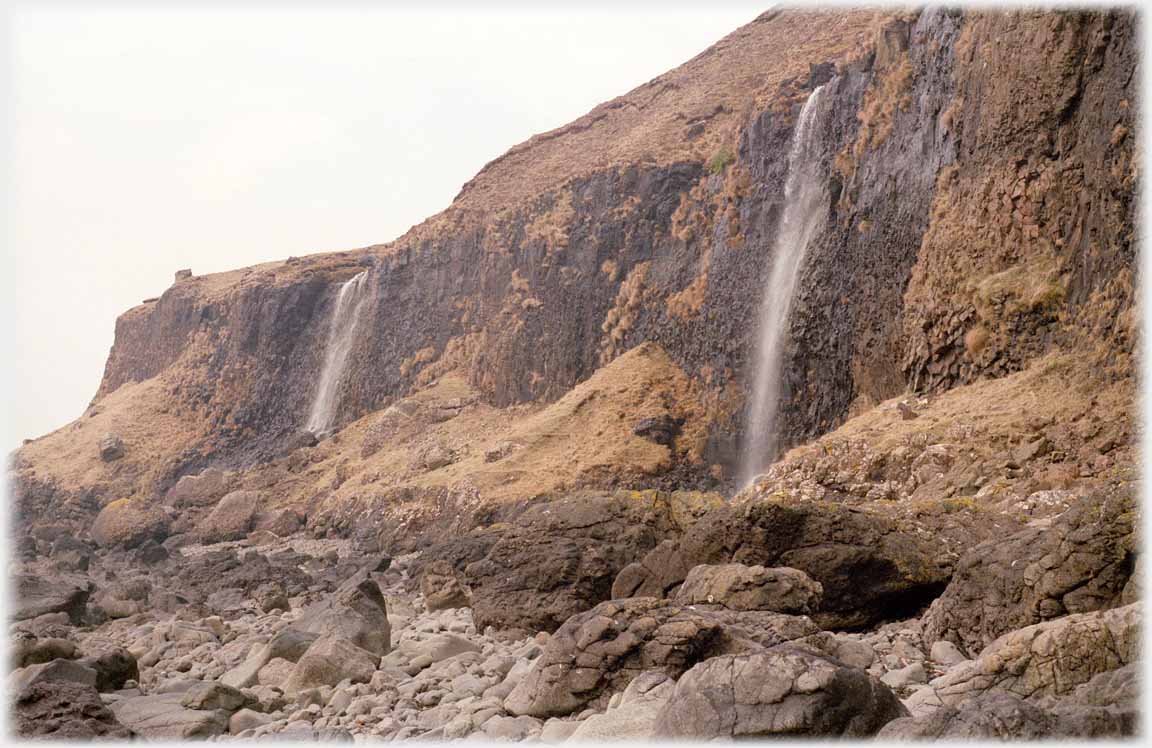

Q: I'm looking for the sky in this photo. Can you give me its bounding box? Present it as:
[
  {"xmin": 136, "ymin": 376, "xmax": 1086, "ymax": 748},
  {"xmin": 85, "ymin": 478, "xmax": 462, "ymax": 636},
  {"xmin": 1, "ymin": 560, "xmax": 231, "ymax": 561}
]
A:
[{"xmin": 4, "ymin": 4, "xmax": 764, "ymax": 453}]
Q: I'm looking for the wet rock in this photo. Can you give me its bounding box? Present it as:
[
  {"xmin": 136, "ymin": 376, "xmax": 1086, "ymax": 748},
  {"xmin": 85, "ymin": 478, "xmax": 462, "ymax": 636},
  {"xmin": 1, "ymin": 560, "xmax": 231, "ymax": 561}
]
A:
[
  {"xmin": 420, "ymin": 559, "xmax": 472, "ymax": 611},
  {"xmin": 99, "ymin": 432, "xmax": 124, "ymax": 462},
  {"xmin": 503, "ymin": 597, "xmax": 820, "ymax": 718},
  {"xmin": 194, "ymin": 490, "xmax": 261, "ymax": 543},
  {"xmin": 922, "ymin": 486, "xmax": 1136, "ymax": 653},
  {"xmin": 654, "ymin": 647, "xmax": 907, "ymax": 738},
  {"xmin": 13, "ymin": 573, "xmax": 91, "ymax": 623},
  {"xmin": 91, "ymin": 497, "xmax": 170, "ymax": 549},
  {"xmin": 13, "ymin": 680, "xmax": 133, "ymax": 739},
  {"xmin": 674, "ymin": 563, "xmax": 822, "ymax": 614}
]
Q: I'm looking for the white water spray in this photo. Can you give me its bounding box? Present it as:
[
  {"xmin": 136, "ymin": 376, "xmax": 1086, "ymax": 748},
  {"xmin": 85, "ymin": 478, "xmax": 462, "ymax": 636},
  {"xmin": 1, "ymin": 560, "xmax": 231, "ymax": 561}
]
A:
[
  {"xmin": 738, "ymin": 85, "xmax": 830, "ymax": 488},
  {"xmin": 306, "ymin": 270, "xmax": 371, "ymax": 436}
]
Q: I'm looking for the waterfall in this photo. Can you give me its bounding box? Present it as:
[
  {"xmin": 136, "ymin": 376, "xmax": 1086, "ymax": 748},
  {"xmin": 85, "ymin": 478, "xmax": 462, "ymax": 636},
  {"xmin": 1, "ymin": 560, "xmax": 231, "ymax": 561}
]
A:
[
  {"xmin": 738, "ymin": 85, "xmax": 830, "ymax": 488},
  {"xmin": 306, "ymin": 270, "xmax": 371, "ymax": 437}
]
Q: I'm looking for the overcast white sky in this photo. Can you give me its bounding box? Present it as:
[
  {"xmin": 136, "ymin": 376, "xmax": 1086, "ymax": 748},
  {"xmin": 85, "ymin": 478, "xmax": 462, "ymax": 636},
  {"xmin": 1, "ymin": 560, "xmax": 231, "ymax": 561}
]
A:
[{"xmin": 4, "ymin": 5, "xmax": 764, "ymax": 452}]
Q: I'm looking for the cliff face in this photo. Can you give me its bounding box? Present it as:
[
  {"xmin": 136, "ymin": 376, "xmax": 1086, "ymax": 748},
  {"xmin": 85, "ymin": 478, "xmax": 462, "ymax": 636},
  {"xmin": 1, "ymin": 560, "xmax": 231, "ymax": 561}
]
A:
[{"xmin": 14, "ymin": 8, "xmax": 1138, "ymax": 531}]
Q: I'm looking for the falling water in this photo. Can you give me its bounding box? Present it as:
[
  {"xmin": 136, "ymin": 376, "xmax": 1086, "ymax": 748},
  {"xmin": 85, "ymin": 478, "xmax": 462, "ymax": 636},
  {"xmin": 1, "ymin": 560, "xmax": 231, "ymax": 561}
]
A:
[
  {"xmin": 306, "ymin": 270, "xmax": 371, "ymax": 436},
  {"xmin": 738, "ymin": 85, "xmax": 830, "ymax": 488}
]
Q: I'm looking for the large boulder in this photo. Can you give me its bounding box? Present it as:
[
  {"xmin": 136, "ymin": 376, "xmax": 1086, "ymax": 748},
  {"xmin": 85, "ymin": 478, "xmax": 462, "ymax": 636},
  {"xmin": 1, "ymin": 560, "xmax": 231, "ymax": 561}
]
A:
[
  {"xmin": 282, "ymin": 636, "xmax": 378, "ymax": 692},
  {"xmin": 921, "ymin": 485, "xmax": 1136, "ymax": 654},
  {"xmin": 905, "ymin": 604, "xmax": 1139, "ymax": 715},
  {"xmin": 220, "ymin": 629, "xmax": 319, "ymax": 689},
  {"xmin": 654, "ymin": 647, "xmax": 907, "ymax": 738},
  {"xmin": 90, "ymin": 497, "xmax": 170, "ymax": 549},
  {"xmin": 10, "ymin": 658, "xmax": 98, "ymax": 693},
  {"xmin": 503, "ymin": 597, "xmax": 820, "ymax": 718},
  {"xmin": 165, "ymin": 467, "xmax": 231, "ymax": 507},
  {"xmin": 880, "ymin": 688, "xmax": 1137, "ymax": 740},
  {"xmin": 98, "ymin": 432, "xmax": 124, "ymax": 462},
  {"xmin": 194, "ymin": 490, "xmax": 261, "ymax": 543},
  {"xmin": 12, "ymin": 573, "xmax": 92, "ymax": 623},
  {"xmin": 78, "ymin": 647, "xmax": 139, "ymax": 692},
  {"xmin": 424, "ymin": 491, "xmax": 720, "ymax": 634},
  {"xmin": 673, "ymin": 563, "xmax": 823, "ymax": 613},
  {"xmin": 291, "ymin": 576, "xmax": 391, "ymax": 655},
  {"xmin": 110, "ymin": 692, "xmax": 230, "ymax": 739},
  {"xmin": 420, "ymin": 559, "xmax": 472, "ymax": 611},
  {"xmin": 612, "ymin": 496, "xmax": 951, "ymax": 629},
  {"xmin": 567, "ymin": 671, "xmax": 675, "ymax": 741},
  {"xmin": 12, "ymin": 680, "xmax": 133, "ymax": 739}
]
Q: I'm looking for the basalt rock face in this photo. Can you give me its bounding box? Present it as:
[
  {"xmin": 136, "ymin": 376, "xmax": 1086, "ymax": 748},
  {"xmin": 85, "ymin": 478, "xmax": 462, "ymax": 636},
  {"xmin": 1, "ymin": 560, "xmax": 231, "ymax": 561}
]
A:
[{"xmin": 12, "ymin": 10, "xmax": 1136, "ymax": 547}]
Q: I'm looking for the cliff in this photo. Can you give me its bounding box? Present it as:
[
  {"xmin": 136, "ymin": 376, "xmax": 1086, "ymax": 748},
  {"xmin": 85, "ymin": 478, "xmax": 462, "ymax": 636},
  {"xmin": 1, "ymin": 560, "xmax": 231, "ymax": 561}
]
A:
[{"xmin": 11, "ymin": 8, "xmax": 1138, "ymax": 543}]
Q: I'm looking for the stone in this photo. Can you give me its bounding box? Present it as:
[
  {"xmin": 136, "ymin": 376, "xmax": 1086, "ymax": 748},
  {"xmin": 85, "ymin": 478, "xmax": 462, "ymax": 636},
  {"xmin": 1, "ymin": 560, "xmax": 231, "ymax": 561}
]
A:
[
  {"xmin": 99, "ymin": 432, "xmax": 125, "ymax": 461},
  {"xmin": 504, "ymin": 597, "xmax": 820, "ymax": 718},
  {"xmin": 181, "ymin": 681, "xmax": 248, "ymax": 711},
  {"xmin": 91, "ymin": 497, "xmax": 170, "ymax": 549},
  {"xmin": 10, "ymin": 658, "xmax": 98, "ymax": 693},
  {"xmin": 194, "ymin": 490, "xmax": 261, "ymax": 543},
  {"xmin": 568, "ymin": 671, "xmax": 675, "ymax": 741},
  {"xmin": 929, "ymin": 639, "xmax": 968, "ymax": 666},
  {"xmin": 878, "ymin": 691, "xmax": 1135, "ymax": 740},
  {"xmin": 481, "ymin": 714, "xmax": 543, "ymax": 741},
  {"xmin": 291, "ymin": 574, "xmax": 391, "ymax": 655},
  {"xmin": 420, "ymin": 559, "xmax": 472, "ymax": 611},
  {"xmin": 283, "ymin": 637, "xmax": 379, "ymax": 693},
  {"xmin": 632, "ymin": 415, "xmax": 682, "ymax": 445},
  {"xmin": 174, "ymin": 268, "xmax": 193, "ymax": 281},
  {"xmin": 77, "ymin": 647, "xmax": 139, "ymax": 692},
  {"xmin": 880, "ymin": 662, "xmax": 928, "ymax": 688},
  {"xmin": 12, "ymin": 573, "xmax": 91, "ymax": 623},
  {"xmin": 229, "ymin": 708, "xmax": 273, "ymax": 734},
  {"xmin": 220, "ymin": 629, "xmax": 320, "ymax": 689},
  {"xmin": 414, "ymin": 443, "xmax": 455, "ymax": 471},
  {"xmin": 12, "ymin": 680, "xmax": 133, "ymax": 739},
  {"xmin": 11, "ymin": 635, "xmax": 78, "ymax": 668},
  {"xmin": 654, "ymin": 647, "xmax": 907, "ymax": 738},
  {"xmin": 257, "ymin": 657, "xmax": 296, "ymax": 686},
  {"xmin": 539, "ymin": 717, "xmax": 581, "ymax": 743},
  {"xmin": 909, "ymin": 604, "xmax": 1139, "ymax": 711},
  {"xmin": 111, "ymin": 692, "xmax": 230, "ymax": 739},
  {"xmin": 131, "ymin": 538, "xmax": 170, "ymax": 565},
  {"xmin": 253, "ymin": 508, "xmax": 303, "ymax": 536},
  {"xmin": 165, "ymin": 467, "xmax": 230, "ymax": 507},
  {"xmin": 614, "ymin": 496, "xmax": 952, "ymax": 629},
  {"xmin": 674, "ymin": 563, "xmax": 823, "ymax": 613},
  {"xmin": 921, "ymin": 486, "xmax": 1135, "ymax": 654}
]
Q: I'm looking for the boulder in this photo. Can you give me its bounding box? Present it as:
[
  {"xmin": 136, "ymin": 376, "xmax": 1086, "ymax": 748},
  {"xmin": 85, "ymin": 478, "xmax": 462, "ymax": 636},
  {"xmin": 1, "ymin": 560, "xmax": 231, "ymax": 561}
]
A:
[
  {"xmin": 220, "ymin": 629, "xmax": 320, "ymax": 689},
  {"xmin": 674, "ymin": 563, "xmax": 823, "ymax": 613},
  {"xmin": 194, "ymin": 490, "xmax": 261, "ymax": 543},
  {"xmin": 77, "ymin": 647, "xmax": 138, "ymax": 692},
  {"xmin": 181, "ymin": 681, "xmax": 248, "ymax": 711},
  {"xmin": 110, "ymin": 692, "xmax": 230, "ymax": 739},
  {"xmin": 613, "ymin": 496, "xmax": 951, "ymax": 629},
  {"xmin": 420, "ymin": 559, "xmax": 471, "ymax": 611},
  {"xmin": 91, "ymin": 497, "xmax": 170, "ymax": 549},
  {"xmin": 12, "ymin": 680, "xmax": 133, "ymax": 739},
  {"xmin": 905, "ymin": 604, "xmax": 1139, "ymax": 714},
  {"xmin": 567, "ymin": 671, "xmax": 675, "ymax": 741},
  {"xmin": 503, "ymin": 597, "xmax": 820, "ymax": 718},
  {"xmin": 291, "ymin": 576, "xmax": 391, "ymax": 655},
  {"xmin": 10, "ymin": 634, "xmax": 78, "ymax": 668},
  {"xmin": 10, "ymin": 658, "xmax": 98, "ymax": 693},
  {"xmin": 878, "ymin": 691, "xmax": 1135, "ymax": 740},
  {"xmin": 654, "ymin": 647, "xmax": 907, "ymax": 738},
  {"xmin": 425, "ymin": 491, "xmax": 716, "ymax": 634},
  {"xmin": 252, "ymin": 508, "xmax": 303, "ymax": 536},
  {"xmin": 283, "ymin": 637, "xmax": 378, "ymax": 693},
  {"xmin": 165, "ymin": 468, "xmax": 230, "ymax": 507},
  {"xmin": 229, "ymin": 708, "xmax": 273, "ymax": 734},
  {"xmin": 99, "ymin": 432, "xmax": 124, "ymax": 461},
  {"xmin": 921, "ymin": 486, "xmax": 1136, "ymax": 653}
]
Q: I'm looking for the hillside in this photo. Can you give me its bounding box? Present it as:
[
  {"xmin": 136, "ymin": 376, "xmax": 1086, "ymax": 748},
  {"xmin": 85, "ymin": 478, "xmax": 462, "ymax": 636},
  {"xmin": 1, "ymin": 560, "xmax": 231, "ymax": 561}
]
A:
[{"xmin": 8, "ymin": 7, "xmax": 1140, "ymax": 743}]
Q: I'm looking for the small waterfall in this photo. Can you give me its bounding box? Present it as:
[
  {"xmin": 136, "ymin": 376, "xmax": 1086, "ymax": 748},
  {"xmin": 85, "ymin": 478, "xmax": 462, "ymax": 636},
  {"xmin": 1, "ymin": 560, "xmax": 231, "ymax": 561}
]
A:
[
  {"xmin": 738, "ymin": 85, "xmax": 830, "ymax": 488},
  {"xmin": 306, "ymin": 270, "xmax": 371, "ymax": 437}
]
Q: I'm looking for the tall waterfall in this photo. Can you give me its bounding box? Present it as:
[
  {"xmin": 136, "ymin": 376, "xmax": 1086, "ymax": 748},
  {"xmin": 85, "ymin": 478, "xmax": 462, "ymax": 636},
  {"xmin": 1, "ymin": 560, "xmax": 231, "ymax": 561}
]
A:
[
  {"xmin": 306, "ymin": 270, "xmax": 371, "ymax": 437},
  {"xmin": 738, "ymin": 85, "xmax": 830, "ymax": 488}
]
